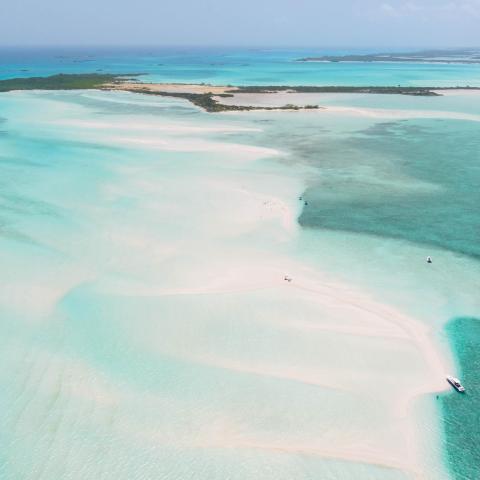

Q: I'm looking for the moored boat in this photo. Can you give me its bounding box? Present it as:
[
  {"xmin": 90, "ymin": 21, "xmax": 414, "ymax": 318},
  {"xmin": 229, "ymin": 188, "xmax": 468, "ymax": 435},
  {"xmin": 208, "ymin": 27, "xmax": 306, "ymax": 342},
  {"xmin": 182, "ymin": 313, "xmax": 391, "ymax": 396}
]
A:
[{"xmin": 446, "ymin": 375, "xmax": 465, "ymax": 392}]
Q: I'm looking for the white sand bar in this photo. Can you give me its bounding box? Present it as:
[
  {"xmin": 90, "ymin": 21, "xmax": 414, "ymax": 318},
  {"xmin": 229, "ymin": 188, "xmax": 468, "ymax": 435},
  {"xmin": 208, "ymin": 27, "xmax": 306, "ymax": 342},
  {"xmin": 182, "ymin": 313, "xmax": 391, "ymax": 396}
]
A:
[{"xmin": 0, "ymin": 90, "xmax": 454, "ymax": 480}]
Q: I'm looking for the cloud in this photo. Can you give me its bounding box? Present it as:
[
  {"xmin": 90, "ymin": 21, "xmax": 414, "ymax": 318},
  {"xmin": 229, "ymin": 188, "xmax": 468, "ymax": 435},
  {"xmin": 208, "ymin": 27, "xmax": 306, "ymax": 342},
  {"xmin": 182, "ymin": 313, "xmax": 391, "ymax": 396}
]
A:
[
  {"xmin": 380, "ymin": 3, "xmax": 401, "ymax": 16},
  {"xmin": 372, "ymin": 0, "xmax": 480, "ymax": 20},
  {"xmin": 458, "ymin": 0, "xmax": 480, "ymax": 17}
]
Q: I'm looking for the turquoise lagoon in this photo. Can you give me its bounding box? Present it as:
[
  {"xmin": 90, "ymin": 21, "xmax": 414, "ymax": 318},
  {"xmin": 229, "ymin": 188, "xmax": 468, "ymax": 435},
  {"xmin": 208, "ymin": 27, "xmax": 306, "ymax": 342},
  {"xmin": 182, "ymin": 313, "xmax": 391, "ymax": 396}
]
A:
[
  {"xmin": 234, "ymin": 95, "xmax": 480, "ymax": 479},
  {"xmin": 1, "ymin": 46, "xmax": 480, "ymax": 86},
  {"xmin": 0, "ymin": 50, "xmax": 480, "ymax": 479}
]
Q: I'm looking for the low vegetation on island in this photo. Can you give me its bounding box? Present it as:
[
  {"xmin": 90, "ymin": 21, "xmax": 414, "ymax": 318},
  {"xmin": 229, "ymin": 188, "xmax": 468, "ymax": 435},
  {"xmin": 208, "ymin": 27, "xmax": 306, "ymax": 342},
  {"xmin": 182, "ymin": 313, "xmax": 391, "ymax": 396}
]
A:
[
  {"xmin": 0, "ymin": 73, "xmax": 136, "ymax": 92},
  {"xmin": 229, "ymin": 85, "xmax": 444, "ymax": 96},
  {"xmin": 123, "ymin": 87, "xmax": 321, "ymax": 112},
  {"xmin": 1, "ymin": 73, "xmax": 479, "ymax": 112},
  {"xmin": 297, "ymin": 48, "xmax": 480, "ymax": 64}
]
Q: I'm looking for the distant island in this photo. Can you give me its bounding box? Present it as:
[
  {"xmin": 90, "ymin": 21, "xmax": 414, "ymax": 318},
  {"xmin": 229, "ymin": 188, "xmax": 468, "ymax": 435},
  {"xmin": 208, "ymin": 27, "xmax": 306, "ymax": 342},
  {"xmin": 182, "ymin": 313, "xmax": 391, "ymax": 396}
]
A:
[
  {"xmin": 297, "ymin": 48, "xmax": 480, "ymax": 64},
  {"xmin": 1, "ymin": 73, "xmax": 480, "ymax": 112},
  {"xmin": 0, "ymin": 73, "xmax": 137, "ymax": 91}
]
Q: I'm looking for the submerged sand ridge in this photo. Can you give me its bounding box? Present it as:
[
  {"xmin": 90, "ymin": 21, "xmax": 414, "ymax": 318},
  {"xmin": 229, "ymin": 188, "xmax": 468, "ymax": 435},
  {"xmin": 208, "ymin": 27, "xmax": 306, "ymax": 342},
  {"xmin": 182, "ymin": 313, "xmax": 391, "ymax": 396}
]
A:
[{"xmin": 0, "ymin": 89, "xmax": 458, "ymax": 480}]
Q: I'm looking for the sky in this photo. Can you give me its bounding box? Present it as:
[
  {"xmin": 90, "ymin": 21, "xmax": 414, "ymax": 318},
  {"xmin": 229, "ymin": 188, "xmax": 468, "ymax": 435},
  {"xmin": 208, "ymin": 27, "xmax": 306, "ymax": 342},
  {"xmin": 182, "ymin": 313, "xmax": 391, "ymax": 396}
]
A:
[{"xmin": 1, "ymin": 0, "xmax": 479, "ymax": 47}]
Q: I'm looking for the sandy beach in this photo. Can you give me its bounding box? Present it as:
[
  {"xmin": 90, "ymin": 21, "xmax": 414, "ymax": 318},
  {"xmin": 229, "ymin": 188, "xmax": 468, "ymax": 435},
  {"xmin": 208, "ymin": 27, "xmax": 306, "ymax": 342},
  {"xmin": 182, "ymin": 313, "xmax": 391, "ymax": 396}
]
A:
[
  {"xmin": 215, "ymin": 90, "xmax": 480, "ymax": 120},
  {"xmin": 0, "ymin": 89, "xmax": 461, "ymax": 480},
  {"xmin": 107, "ymin": 82, "xmax": 239, "ymax": 95},
  {"xmin": 104, "ymin": 82, "xmax": 480, "ymax": 122}
]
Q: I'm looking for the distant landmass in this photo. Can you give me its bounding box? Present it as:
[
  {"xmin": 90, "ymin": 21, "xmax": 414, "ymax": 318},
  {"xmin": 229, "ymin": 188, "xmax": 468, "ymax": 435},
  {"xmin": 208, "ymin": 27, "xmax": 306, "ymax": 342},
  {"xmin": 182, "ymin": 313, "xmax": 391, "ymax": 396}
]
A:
[{"xmin": 297, "ymin": 49, "xmax": 480, "ymax": 64}]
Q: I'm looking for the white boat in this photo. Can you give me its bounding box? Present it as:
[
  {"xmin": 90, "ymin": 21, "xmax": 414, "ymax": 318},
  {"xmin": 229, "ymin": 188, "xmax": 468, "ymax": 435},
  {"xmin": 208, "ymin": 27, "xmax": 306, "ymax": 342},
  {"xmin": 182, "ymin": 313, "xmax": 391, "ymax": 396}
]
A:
[{"xmin": 446, "ymin": 375, "xmax": 465, "ymax": 392}]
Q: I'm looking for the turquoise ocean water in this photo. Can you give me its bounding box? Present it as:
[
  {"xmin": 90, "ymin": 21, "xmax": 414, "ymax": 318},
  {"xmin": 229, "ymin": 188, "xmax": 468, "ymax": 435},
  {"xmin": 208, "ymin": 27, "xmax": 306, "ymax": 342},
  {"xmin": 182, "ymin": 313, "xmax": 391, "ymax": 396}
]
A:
[
  {"xmin": 0, "ymin": 48, "xmax": 479, "ymax": 479},
  {"xmin": 440, "ymin": 318, "xmax": 480, "ymax": 480},
  {"xmin": 1, "ymin": 46, "xmax": 480, "ymax": 86},
  {"xmin": 228, "ymin": 96, "xmax": 480, "ymax": 479}
]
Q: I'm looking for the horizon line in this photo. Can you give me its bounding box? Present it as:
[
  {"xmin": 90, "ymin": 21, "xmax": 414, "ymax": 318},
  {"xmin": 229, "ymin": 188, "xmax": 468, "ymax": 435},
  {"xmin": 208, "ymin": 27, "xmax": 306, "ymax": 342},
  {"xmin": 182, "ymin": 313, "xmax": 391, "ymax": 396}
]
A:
[{"xmin": 1, "ymin": 44, "xmax": 480, "ymax": 50}]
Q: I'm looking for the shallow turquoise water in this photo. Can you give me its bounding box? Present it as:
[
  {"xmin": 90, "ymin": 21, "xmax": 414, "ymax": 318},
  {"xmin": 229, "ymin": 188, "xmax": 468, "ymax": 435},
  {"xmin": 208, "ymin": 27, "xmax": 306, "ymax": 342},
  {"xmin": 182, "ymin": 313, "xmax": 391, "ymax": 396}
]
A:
[
  {"xmin": 440, "ymin": 318, "xmax": 480, "ymax": 480},
  {"xmin": 1, "ymin": 50, "xmax": 480, "ymax": 478},
  {"xmin": 223, "ymin": 95, "xmax": 480, "ymax": 258},
  {"xmin": 223, "ymin": 98, "xmax": 480, "ymax": 478},
  {"xmin": 0, "ymin": 89, "xmax": 426, "ymax": 479},
  {"xmin": 298, "ymin": 118, "xmax": 480, "ymax": 258},
  {"xmin": 1, "ymin": 46, "xmax": 480, "ymax": 86}
]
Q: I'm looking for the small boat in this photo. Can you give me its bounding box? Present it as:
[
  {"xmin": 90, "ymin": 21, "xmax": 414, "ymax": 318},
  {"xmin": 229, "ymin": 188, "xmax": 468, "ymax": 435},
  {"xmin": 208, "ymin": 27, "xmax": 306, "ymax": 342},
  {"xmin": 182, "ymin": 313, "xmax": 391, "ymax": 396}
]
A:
[
  {"xmin": 427, "ymin": 256, "xmax": 432, "ymax": 264},
  {"xmin": 446, "ymin": 375, "xmax": 465, "ymax": 393}
]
